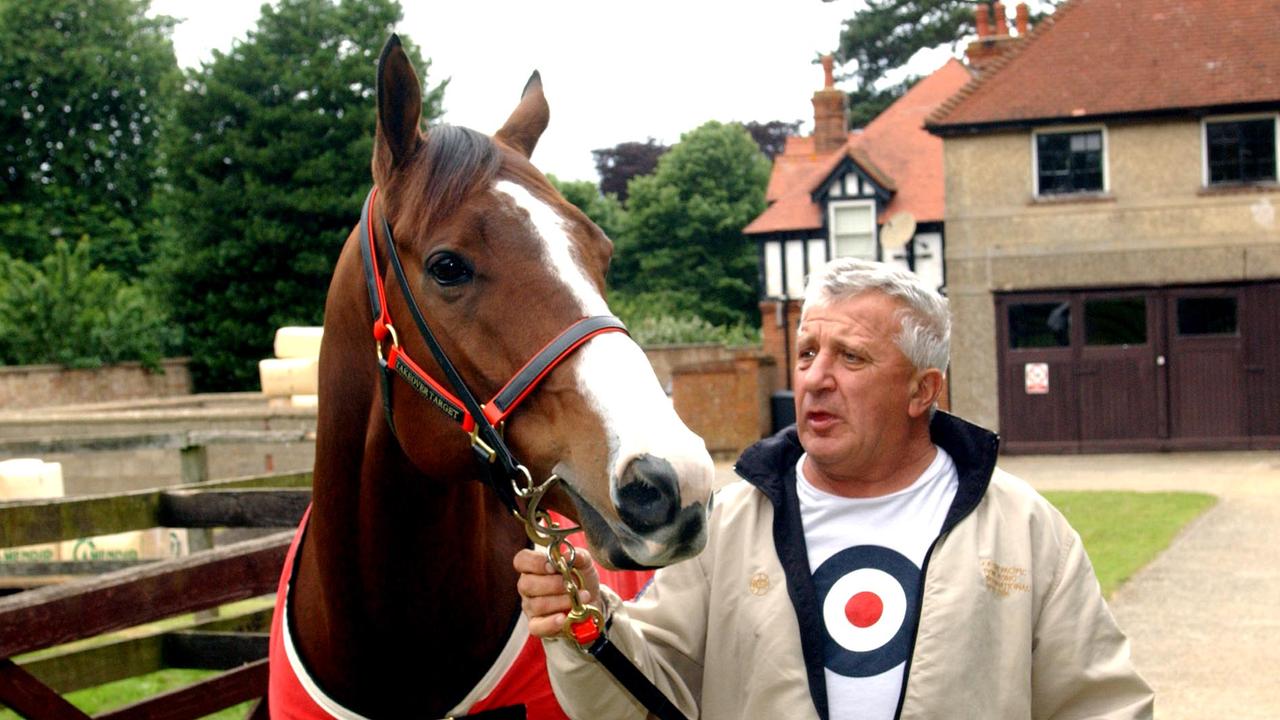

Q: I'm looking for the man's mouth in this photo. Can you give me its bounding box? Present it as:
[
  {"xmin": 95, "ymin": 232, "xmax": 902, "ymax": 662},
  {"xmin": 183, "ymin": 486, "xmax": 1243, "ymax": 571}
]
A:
[{"xmin": 805, "ymin": 410, "xmax": 840, "ymax": 431}]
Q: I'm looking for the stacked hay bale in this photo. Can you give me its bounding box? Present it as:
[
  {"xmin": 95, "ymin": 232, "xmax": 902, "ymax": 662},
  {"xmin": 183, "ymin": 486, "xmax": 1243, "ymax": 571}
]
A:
[{"xmin": 259, "ymin": 327, "xmax": 323, "ymax": 409}]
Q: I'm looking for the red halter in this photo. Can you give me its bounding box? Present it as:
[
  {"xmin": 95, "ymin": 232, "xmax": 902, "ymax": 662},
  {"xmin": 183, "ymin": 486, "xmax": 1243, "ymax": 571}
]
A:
[{"xmin": 358, "ymin": 187, "xmax": 628, "ymax": 508}]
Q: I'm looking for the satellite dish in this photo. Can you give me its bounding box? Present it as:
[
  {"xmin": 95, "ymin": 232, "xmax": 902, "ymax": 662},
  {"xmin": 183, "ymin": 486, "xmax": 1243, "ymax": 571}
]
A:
[{"xmin": 879, "ymin": 212, "xmax": 917, "ymax": 251}]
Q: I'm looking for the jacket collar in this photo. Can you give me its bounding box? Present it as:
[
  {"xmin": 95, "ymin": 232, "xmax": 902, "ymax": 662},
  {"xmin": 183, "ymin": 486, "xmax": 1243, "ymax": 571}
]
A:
[{"xmin": 734, "ymin": 411, "xmax": 1000, "ymax": 531}]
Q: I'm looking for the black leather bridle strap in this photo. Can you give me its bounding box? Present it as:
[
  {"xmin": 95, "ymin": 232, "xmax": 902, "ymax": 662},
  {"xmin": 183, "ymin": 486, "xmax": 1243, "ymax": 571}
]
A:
[
  {"xmin": 487, "ymin": 315, "xmax": 627, "ymax": 425},
  {"xmin": 379, "ymin": 209, "xmax": 520, "ymax": 473}
]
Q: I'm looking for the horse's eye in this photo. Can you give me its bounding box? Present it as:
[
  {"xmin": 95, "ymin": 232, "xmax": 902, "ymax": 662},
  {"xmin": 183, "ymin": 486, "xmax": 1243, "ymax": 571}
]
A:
[{"xmin": 426, "ymin": 252, "xmax": 473, "ymax": 286}]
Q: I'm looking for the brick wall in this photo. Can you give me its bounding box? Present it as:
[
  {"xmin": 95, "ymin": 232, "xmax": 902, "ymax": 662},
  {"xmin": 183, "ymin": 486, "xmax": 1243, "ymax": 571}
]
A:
[
  {"xmin": 671, "ymin": 351, "xmax": 778, "ymax": 459},
  {"xmin": 759, "ymin": 299, "xmax": 802, "ymax": 392},
  {"xmin": 0, "ymin": 359, "xmax": 192, "ymax": 410},
  {"xmin": 641, "ymin": 344, "xmax": 743, "ymax": 393}
]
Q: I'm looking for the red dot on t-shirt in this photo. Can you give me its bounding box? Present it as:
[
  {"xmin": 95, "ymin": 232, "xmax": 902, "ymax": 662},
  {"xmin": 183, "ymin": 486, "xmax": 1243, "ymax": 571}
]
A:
[{"xmin": 845, "ymin": 591, "xmax": 883, "ymax": 628}]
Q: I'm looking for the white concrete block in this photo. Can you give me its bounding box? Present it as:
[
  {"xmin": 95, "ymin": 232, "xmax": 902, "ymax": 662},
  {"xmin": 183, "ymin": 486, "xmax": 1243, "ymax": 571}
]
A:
[
  {"xmin": 259, "ymin": 357, "xmax": 319, "ymax": 396},
  {"xmin": 274, "ymin": 327, "xmax": 323, "ymax": 359},
  {"xmin": 0, "ymin": 458, "xmax": 64, "ymax": 500}
]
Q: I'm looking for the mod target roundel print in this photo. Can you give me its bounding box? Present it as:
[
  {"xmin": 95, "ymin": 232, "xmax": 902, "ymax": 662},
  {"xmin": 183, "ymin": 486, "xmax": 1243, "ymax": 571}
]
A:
[{"xmin": 812, "ymin": 545, "xmax": 921, "ymax": 677}]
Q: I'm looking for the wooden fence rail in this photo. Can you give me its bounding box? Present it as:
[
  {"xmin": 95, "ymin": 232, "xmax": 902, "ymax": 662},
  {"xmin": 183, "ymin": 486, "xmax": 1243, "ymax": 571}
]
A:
[
  {"xmin": 0, "ymin": 459, "xmax": 310, "ymax": 719},
  {"xmin": 0, "ymin": 473, "xmax": 310, "ymax": 549}
]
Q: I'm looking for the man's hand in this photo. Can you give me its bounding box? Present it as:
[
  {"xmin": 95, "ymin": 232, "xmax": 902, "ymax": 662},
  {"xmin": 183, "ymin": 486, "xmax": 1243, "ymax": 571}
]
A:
[{"xmin": 514, "ymin": 547, "xmax": 603, "ymax": 638}]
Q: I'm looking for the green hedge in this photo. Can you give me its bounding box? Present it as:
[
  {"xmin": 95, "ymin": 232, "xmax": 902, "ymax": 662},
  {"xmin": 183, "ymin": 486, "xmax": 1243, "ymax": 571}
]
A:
[{"xmin": 0, "ymin": 240, "xmax": 178, "ymax": 369}]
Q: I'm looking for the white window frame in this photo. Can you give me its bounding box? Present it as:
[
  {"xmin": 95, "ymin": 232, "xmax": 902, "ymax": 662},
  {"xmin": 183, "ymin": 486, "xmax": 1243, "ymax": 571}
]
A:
[
  {"xmin": 1031, "ymin": 125, "xmax": 1109, "ymax": 197},
  {"xmin": 827, "ymin": 199, "xmax": 878, "ymax": 261},
  {"xmin": 1200, "ymin": 113, "xmax": 1280, "ymax": 187}
]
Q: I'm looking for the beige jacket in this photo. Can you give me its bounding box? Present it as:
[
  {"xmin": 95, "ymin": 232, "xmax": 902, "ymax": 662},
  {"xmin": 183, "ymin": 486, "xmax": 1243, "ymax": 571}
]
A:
[{"xmin": 544, "ymin": 415, "xmax": 1153, "ymax": 719}]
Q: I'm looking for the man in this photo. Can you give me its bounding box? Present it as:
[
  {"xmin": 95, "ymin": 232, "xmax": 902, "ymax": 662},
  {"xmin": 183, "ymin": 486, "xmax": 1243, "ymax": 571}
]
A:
[{"xmin": 515, "ymin": 259, "xmax": 1153, "ymax": 719}]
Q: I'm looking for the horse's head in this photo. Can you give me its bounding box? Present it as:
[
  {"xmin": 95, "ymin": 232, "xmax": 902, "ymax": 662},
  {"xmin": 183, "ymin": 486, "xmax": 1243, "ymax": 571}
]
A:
[{"xmin": 366, "ymin": 36, "xmax": 713, "ymax": 569}]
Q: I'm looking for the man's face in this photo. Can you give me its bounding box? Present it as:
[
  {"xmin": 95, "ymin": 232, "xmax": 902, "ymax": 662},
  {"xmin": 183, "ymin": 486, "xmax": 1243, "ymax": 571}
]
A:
[{"xmin": 793, "ymin": 292, "xmax": 920, "ymax": 483}]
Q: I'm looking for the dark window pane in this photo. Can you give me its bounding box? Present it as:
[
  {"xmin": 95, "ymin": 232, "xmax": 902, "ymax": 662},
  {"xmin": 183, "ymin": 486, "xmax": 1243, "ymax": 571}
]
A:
[
  {"xmin": 1177, "ymin": 297, "xmax": 1239, "ymax": 335},
  {"xmin": 1009, "ymin": 302, "xmax": 1071, "ymax": 348},
  {"xmin": 1207, "ymin": 119, "xmax": 1277, "ymax": 184},
  {"xmin": 1037, "ymin": 131, "xmax": 1104, "ymax": 194},
  {"xmin": 1085, "ymin": 298, "xmax": 1147, "ymax": 345}
]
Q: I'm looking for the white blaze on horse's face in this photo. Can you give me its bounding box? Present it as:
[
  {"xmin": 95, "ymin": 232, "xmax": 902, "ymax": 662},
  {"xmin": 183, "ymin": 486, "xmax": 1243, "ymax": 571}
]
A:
[{"xmin": 494, "ymin": 180, "xmax": 714, "ymax": 568}]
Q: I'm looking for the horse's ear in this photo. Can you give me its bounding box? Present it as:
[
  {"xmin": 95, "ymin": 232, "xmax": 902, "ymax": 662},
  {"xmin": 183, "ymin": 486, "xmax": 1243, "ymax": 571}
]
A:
[
  {"xmin": 495, "ymin": 71, "xmax": 548, "ymax": 159},
  {"xmin": 373, "ymin": 34, "xmax": 422, "ymax": 185}
]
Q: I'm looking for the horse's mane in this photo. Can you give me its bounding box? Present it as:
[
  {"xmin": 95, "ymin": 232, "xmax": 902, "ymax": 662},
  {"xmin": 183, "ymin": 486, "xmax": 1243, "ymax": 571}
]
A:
[
  {"xmin": 383, "ymin": 123, "xmax": 553, "ymax": 245},
  {"xmin": 415, "ymin": 124, "xmax": 502, "ymax": 223}
]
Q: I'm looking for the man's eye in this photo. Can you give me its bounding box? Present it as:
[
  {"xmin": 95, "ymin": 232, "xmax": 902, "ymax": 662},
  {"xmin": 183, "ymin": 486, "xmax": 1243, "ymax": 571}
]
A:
[{"xmin": 426, "ymin": 252, "xmax": 473, "ymax": 286}]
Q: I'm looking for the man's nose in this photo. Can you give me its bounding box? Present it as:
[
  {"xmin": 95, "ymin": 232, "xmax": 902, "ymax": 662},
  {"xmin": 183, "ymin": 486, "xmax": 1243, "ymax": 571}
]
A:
[{"xmin": 797, "ymin": 351, "xmax": 836, "ymax": 391}]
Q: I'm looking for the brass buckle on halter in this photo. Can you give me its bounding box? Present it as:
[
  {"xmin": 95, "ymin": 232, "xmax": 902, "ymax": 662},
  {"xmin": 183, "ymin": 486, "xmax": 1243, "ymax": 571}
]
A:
[
  {"xmin": 374, "ymin": 323, "xmax": 401, "ymax": 363},
  {"xmin": 470, "ymin": 427, "xmax": 497, "ymax": 463},
  {"xmin": 468, "ymin": 410, "xmax": 504, "ymax": 464}
]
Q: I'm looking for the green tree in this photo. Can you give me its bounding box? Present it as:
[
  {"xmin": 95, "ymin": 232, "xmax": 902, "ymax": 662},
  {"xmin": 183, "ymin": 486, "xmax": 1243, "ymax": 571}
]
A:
[
  {"xmin": 837, "ymin": 1, "xmax": 1060, "ymax": 126},
  {"xmin": 846, "ymin": 84, "xmax": 914, "ymax": 130},
  {"xmin": 156, "ymin": 0, "xmax": 443, "ymax": 390},
  {"xmin": 0, "ymin": 0, "xmax": 179, "ymax": 273},
  {"xmin": 0, "ymin": 242, "xmax": 178, "ymax": 368},
  {"xmin": 612, "ymin": 121, "xmax": 770, "ymax": 328},
  {"xmin": 547, "ymin": 174, "xmax": 627, "ymax": 243}
]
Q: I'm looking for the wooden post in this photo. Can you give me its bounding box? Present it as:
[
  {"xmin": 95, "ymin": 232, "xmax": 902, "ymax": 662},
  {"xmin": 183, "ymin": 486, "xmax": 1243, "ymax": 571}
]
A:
[
  {"xmin": 180, "ymin": 443, "xmax": 217, "ymax": 619},
  {"xmin": 179, "ymin": 445, "xmax": 209, "ymax": 485},
  {"xmin": 0, "ymin": 658, "xmax": 92, "ymax": 719}
]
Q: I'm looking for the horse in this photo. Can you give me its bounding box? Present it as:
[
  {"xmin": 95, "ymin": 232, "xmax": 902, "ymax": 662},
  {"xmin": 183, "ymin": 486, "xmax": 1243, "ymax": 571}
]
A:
[{"xmin": 265, "ymin": 35, "xmax": 715, "ymax": 718}]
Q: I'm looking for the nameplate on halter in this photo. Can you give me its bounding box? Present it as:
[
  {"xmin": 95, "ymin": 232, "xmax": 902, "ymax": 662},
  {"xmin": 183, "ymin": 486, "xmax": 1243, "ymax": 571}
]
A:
[{"xmin": 393, "ymin": 358, "xmax": 465, "ymax": 423}]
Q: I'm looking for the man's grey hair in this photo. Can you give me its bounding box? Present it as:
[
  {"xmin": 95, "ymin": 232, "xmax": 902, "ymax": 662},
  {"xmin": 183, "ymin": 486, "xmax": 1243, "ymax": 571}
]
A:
[{"xmin": 800, "ymin": 258, "xmax": 951, "ymax": 373}]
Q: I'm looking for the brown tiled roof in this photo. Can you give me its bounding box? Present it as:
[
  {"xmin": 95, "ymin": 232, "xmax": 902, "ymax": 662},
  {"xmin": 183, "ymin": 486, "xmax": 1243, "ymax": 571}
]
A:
[
  {"xmin": 929, "ymin": 0, "xmax": 1280, "ymax": 130},
  {"xmin": 747, "ymin": 135, "xmax": 854, "ymax": 235},
  {"xmin": 746, "ymin": 60, "xmax": 970, "ymax": 235}
]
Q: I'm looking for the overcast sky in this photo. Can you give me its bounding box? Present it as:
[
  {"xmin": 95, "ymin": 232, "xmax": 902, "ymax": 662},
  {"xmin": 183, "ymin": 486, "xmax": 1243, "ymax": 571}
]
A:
[{"xmin": 150, "ymin": 0, "xmax": 956, "ymax": 183}]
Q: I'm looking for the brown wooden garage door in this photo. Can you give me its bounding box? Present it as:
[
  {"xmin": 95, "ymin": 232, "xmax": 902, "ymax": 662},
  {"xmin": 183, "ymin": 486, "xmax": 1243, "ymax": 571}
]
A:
[{"xmin": 996, "ymin": 281, "xmax": 1280, "ymax": 453}]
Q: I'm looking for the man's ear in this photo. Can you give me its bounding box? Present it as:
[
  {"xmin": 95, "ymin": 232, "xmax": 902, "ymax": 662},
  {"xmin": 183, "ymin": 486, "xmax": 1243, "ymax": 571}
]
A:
[
  {"xmin": 372, "ymin": 34, "xmax": 422, "ymax": 186},
  {"xmin": 494, "ymin": 71, "xmax": 548, "ymax": 159},
  {"xmin": 908, "ymin": 368, "xmax": 946, "ymax": 419}
]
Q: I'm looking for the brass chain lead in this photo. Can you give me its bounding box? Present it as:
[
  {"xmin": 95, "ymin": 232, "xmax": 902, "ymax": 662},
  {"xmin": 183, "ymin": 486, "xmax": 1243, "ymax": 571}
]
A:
[{"xmin": 512, "ymin": 466, "xmax": 604, "ymax": 650}]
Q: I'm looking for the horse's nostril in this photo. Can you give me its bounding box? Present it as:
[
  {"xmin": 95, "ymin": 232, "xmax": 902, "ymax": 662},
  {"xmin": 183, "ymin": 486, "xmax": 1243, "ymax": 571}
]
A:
[{"xmin": 615, "ymin": 454, "xmax": 681, "ymax": 534}]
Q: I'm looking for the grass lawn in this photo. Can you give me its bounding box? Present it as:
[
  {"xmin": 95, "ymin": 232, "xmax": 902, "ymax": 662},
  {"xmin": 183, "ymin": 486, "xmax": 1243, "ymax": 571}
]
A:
[
  {"xmin": 0, "ymin": 668, "xmax": 250, "ymax": 719},
  {"xmin": 0, "ymin": 597, "xmax": 271, "ymax": 720},
  {"xmin": 1, "ymin": 492, "xmax": 1215, "ymax": 715},
  {"xmin": 1043, "ymin": 490, "xmax": 1217, "ymax": 597}
]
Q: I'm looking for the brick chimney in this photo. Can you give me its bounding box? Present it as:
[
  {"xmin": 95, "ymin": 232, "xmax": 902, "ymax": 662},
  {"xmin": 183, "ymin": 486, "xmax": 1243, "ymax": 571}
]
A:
[
  {"xmin": 811, "ymin": 54, "xmax": 849, "ymax": 155},
  {"xmin": 966, "ymin": 2, "xmax": 1029, "ymax": 73},
  {"xmin": 975, "ymin": 3, "xmax": 991, "ymax": 37}
]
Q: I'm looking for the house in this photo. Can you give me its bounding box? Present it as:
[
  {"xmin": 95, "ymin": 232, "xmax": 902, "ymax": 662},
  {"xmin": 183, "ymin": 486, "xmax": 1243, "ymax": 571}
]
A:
[
  {"xmin": 927, "ymin": 0, "xmax": 1280, "ymax": 452},
  {"xmin": 745, "ymin": 56, "xmax": 971, "ymax": 391}
]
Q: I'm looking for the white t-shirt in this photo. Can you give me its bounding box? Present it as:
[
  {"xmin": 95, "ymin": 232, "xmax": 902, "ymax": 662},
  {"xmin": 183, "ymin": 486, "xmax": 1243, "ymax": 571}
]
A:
[{"xmin": 796, "ymin": 447, "xmax": 959, "ymax": 720}]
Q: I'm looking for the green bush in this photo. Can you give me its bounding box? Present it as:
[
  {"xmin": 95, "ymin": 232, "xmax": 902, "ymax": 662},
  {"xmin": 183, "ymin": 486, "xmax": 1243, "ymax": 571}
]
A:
[{"xmin": 0, "ymin": 241, "xmax": 179, "ymax": 368}]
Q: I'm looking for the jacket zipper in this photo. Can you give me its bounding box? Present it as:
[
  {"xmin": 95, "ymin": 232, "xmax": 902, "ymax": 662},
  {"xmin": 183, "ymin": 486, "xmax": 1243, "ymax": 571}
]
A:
[{"xmin": 892, "ymin": 532, "xmax": 944, "ymax": 719}]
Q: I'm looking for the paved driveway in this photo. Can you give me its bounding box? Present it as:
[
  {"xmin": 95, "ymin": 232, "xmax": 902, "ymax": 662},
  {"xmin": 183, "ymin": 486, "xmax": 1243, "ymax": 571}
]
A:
[
  {"xmin": 1000, "ymin": 451, "xmax": 1280, "ymax": 720},
  {"xmin": 715, "ymin": 450, "xmax": 1280, "ymax": 718}
]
